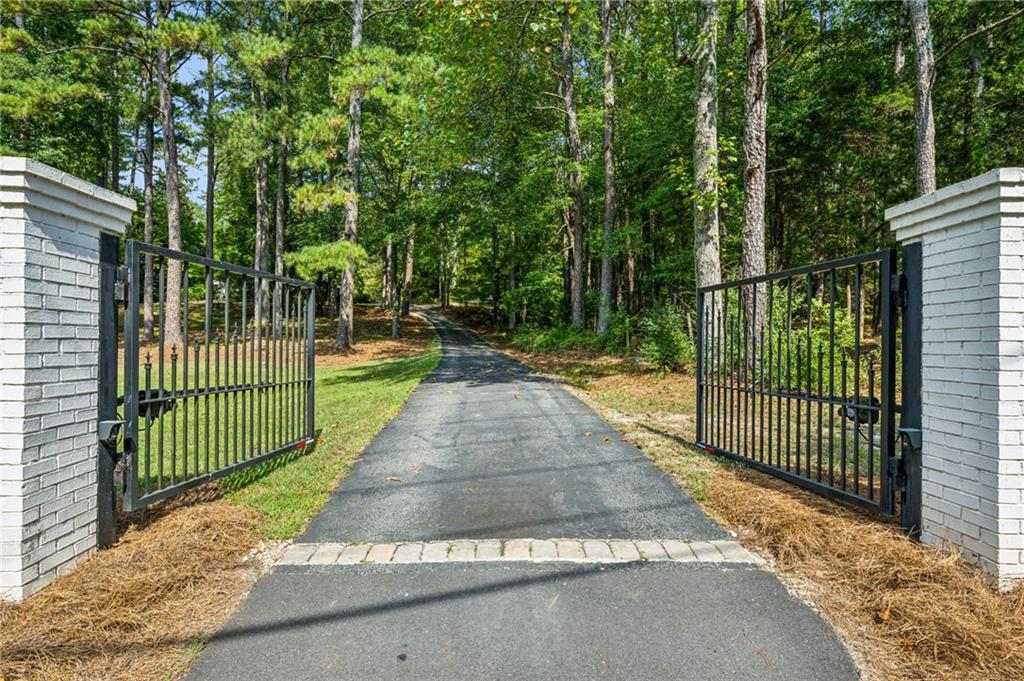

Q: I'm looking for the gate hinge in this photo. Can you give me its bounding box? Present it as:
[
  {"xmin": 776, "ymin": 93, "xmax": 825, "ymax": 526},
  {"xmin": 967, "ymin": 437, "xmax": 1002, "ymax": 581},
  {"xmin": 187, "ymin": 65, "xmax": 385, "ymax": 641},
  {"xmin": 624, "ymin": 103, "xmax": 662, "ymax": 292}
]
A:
[
  {"xmin": 891, "ymin": 273, "xmax": 907, "ymax": 309},
  {"xmin": 113, "ymin": 266, "xmax": 129, "ymax": 303}
]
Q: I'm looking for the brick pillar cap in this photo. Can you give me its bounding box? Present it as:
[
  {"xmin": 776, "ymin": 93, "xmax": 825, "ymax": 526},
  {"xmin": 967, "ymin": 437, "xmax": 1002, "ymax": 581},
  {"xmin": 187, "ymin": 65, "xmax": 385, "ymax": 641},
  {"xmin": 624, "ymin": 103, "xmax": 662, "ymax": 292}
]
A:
[
  {"xmin": 0, "ymin": 156, "xmax": 136, "ymax": 236},
  {"xmin": 886, "ymin": 168, "xmax": 1024, "ymax": 244}
]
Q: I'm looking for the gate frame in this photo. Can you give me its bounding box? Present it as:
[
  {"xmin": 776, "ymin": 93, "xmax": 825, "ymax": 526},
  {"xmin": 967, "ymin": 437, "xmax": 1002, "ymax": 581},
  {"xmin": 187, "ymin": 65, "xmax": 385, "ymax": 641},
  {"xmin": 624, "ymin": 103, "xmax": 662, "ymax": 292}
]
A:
[
  {"xmin": 98, "ymin": 240, "xmax": 319, "ymax": 542},
  {"xmin": 695, "ymin": 247, "xmax": 921, "ymax": 532}
]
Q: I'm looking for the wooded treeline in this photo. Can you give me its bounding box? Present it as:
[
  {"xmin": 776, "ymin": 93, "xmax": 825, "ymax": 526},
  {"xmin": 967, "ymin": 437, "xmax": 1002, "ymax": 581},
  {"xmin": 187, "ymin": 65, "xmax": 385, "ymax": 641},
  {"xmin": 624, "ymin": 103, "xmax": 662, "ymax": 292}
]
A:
[{"xmin": 2, "ymin": 0, "xmax": 1022, "ymax": 353}]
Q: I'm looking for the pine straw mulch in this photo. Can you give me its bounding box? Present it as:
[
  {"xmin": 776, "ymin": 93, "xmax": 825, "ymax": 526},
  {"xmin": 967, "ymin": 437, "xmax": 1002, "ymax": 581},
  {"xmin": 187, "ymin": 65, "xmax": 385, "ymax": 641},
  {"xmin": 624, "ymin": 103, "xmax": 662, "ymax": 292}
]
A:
[
  {"xmin": 706, "ymin": 469, "xmax": 1024, "ymax": 681},
  {"xmin": 313, "ymin": 305, "xmax": 434, "ymax": 367},
  {"xmin": 0, "ymin": 489, "xmax": 264, "ymax": 681}
]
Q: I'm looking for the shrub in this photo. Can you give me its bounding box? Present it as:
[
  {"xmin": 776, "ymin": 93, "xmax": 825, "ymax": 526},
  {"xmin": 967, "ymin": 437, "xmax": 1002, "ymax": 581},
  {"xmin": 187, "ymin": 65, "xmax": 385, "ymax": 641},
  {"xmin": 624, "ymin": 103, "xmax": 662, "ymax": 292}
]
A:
[
  {"xmin": 637, "ymin": 304, "xmax": 695, "ymax": 371},
  {"xmin": 601, "ymin": 311, "xmax": 638, "ymax": 354},
  {"xmin": 510, "ymin": 325, "xmax": 602, "ymax": 353}
]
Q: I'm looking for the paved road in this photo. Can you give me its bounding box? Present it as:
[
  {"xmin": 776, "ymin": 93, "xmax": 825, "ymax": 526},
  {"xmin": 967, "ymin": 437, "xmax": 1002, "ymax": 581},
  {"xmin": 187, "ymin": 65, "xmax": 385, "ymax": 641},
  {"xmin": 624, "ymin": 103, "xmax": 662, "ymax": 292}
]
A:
[{"xmin": 188, "ymin": 311, "xmax": 858, "ymax": 681}]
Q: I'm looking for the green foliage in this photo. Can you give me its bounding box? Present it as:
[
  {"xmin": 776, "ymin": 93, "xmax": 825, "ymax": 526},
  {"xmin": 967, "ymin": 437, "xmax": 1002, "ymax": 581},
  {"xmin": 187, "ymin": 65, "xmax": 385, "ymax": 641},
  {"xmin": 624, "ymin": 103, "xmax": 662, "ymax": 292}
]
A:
[
  {"xmin": 502, "ymin": 270, "xmax": 562, "ymax": 326},
  {"xmin": 637, "ymin": 304, "xmax": 695, "ymax": 372},
  {"xmin": 284, "ymin": 241, "xmax": 366, "ymax": 282},
  {"xmin": 6, "ymin": 0, "xmax": 1024, "ymax": 363},
  {"xmin": 510, "ymin": 325, "xmax": 603, "ymax": 354},
  {"xmin": 601, "ymin": 311, "xmax": 637, "ymax": 355}
]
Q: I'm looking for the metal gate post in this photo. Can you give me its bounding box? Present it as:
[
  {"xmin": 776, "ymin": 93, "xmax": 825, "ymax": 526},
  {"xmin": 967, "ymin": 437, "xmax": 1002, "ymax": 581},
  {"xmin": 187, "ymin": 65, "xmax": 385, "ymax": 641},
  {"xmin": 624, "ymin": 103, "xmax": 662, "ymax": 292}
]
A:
[
  {"xmin": 878, "ymin": 249, "xmax": 899, "ymax": 515},
  {"xmin": 97, "ymin": 233, "xmax": 119, "ymax": 548},
  {"xmin": 122, "ymin": 239, "xmax": 141, "ymax": 511},
  {"xmin": 306, "ymin": 288, "xmax": 316, "ymax": 440},
  {"xmin": 899, "ymin": 242, "xmax": 923, "ymax": 537},
  {"xmin": 695, "ymin": 290, "xmax": 705, "ymax": 445}
]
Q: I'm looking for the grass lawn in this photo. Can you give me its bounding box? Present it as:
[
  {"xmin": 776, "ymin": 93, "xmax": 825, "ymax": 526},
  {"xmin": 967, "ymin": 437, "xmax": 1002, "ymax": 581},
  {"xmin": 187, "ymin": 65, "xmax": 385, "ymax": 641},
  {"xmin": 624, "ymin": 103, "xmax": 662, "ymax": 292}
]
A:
[{"xmin": 222, "ymin": 345, "xmax": 440, "ymax": 538}]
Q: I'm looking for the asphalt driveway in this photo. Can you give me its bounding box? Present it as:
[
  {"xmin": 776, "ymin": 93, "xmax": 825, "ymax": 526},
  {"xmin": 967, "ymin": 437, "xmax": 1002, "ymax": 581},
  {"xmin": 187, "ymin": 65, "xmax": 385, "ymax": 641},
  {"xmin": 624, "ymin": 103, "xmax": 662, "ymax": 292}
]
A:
[{"xmin": 187, "ymin": 310, "xmax": 858, "ymax": 681}]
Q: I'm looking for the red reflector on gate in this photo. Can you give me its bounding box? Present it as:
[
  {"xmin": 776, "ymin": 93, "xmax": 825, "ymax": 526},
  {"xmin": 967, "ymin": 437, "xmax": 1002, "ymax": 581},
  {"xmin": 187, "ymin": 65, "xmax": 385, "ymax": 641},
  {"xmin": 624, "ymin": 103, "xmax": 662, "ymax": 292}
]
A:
[
  {"xmin": 296, "ymin": 440, "xmax": 307, "ymax": 449},
  {"xmin": 704, "ymin": 445, "xmax": 715, "ymax": 453}
]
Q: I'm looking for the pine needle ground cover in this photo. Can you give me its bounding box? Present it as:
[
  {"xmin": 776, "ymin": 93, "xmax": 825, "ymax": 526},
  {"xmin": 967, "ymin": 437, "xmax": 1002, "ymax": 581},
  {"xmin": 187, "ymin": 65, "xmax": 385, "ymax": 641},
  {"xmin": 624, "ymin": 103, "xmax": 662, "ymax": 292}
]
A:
[
  {"xmin": 0, "ymin": 316, "xmax": 440, "ymax": 681},
  {"xmin": 453, "ymin": 307, "xmax": 1024, "ymax": 681}
]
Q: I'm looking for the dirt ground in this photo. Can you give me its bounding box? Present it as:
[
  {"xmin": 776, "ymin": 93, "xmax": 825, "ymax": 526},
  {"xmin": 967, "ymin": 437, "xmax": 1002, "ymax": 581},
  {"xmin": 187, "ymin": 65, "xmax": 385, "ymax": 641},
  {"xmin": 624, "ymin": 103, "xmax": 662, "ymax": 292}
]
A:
[{"xmin": 313, "ymin": 305, "xmax": 434, "ymax": 367}]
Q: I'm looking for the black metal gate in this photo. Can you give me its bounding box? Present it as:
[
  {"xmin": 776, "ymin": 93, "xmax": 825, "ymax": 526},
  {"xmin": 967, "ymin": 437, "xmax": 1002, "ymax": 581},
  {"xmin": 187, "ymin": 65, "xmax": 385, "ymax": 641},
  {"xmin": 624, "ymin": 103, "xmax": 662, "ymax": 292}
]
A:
[
  {"xmin": 98, "ymin": 239, "xmax": 318, "ymax": 540},
  {"xmin": 695, "ymin": 246, "xmax": 921, "ymax": 532}
]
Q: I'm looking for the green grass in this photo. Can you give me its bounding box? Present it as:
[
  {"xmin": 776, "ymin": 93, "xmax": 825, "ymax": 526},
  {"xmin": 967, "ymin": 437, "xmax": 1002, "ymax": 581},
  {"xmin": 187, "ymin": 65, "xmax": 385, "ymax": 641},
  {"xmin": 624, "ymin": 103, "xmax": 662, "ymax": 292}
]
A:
[{"xmin": 220, "ymin": 342, "xmax": 440, "ymax": 538}]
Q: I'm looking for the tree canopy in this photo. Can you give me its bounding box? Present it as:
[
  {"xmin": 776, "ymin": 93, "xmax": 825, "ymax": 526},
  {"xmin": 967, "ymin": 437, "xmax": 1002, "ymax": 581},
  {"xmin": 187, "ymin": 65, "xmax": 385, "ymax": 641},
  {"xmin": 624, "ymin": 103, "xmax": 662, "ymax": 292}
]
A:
[{"xmin": 3, "ymin": 0, "xmax": 1022, "ymax": 351}]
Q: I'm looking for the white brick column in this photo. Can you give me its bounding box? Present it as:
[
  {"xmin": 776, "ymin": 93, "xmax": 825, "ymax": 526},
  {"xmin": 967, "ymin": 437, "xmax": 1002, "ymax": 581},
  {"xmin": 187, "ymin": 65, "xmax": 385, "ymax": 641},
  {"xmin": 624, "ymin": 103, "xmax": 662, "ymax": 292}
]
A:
[
  {"xmin": 0, "ymin": 157, "xmax": 135, "ymax": 600},
  {"xmin": 886, "ymin": 168, "xmax": 1024, "ymax": 588}
]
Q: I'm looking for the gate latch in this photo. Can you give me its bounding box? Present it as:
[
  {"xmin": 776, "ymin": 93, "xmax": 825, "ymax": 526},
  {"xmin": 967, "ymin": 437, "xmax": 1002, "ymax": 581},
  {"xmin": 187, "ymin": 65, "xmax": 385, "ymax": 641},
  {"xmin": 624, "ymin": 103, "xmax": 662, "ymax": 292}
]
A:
[
  {"xmin": 892, "ymin": 427, "xmax": 922, "ymax": 493},
  {"xmin": 898, "ymin": 427, "xmax": 922, "ymax": 451},
  {"xmin": 98, "ymin": 420, "xmax": 124, "ymax": 448},
  {"xmin": 113, "ymin": 266, "xmax": 129, "ymax": 303}
]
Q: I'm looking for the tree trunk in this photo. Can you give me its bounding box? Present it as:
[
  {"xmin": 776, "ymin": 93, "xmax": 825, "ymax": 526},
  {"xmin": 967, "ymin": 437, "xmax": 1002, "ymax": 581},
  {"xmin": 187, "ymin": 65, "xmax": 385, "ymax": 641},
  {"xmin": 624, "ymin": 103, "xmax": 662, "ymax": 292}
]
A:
[
  {"xmin": 337, "ymin": 0, "xmax": 363, "ymax": 350},
  {"xmin": 109, "ymin": 91, "xmax": 120, "ymax": 193},
  {"xmin": 142, "ymin": 72, "xmax": 156, "ymax": 343},
  {"xmin": 128, "ymin": 119, "xmax": 140, "ymax": 189},
  {"xmin": 741, "ymin": 0, "xmax": 767, "ymax": 337},
  {"xmin": 908, "ymin": 0, "xmax": 936, "ymax": 196},
  {"xmin": 693, "ymin": 0, "xmax": 722, "ymax": 291},
  {"xmin": 597, "ymin": 0, "xmax": 616, "ymax": 336},
  {"xmin": 274, "ymin": 137, "xmax": 287, "ymax": 327},
  {"xmin": 382, "ymin": 240, "xmax": 393, "ymax": 308},
  {"xmin": 894, "ymin": 1, "xmax": 908, "ymax": 75},
  {"xmin": 491, "ymin": 223, "xmax": 499, "ymax": 323},
  {"xmin": 276, "ymin": 62, "xmax": 290, "ymax": 279},
  {"xmin": 254, "ymin": 152, "xmax": 270, "ymax": 331},
  {"xmin": 389, "ymin": 239, "xmax": 400, "ymax": 339},
  {"xmin": 205, "ymin": 0, "xmax": 215, "ymax": 259},
  {"xmin": 402, "ymin": 230, "xmax": 414, "ymax": 316},
  {"xmin": 157, "ymin": 2, "xmax": 183, "ymax": 349},
  {"xmin": 508, "ymin": 229, "xmax": 517, "ymax": 331},
  {"xmin": 560, "ymin": 7, "xmax": 586, "ymax": 331}
]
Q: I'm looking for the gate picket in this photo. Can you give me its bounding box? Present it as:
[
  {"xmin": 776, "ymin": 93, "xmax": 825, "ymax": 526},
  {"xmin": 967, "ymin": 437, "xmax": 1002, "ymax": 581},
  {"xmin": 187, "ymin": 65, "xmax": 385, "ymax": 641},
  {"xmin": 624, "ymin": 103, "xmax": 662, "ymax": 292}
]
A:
[{"xmin": 696, "ymin": 249, "xmax": 906, "ymax": 518}]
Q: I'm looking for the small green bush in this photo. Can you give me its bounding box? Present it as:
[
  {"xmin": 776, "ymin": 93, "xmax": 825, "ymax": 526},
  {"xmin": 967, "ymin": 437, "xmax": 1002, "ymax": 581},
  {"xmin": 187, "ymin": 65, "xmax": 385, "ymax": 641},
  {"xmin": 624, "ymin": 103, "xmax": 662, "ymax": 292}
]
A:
[
  {"xmin": 510, "ymin": 325, "xmax": 603, "ymax": 353},
  {"xmin": 637, "ymin": 304, "xmax": 695, "ymax": 371},
  {"xmin": 601, "ymin": 311, "xmax": 637, "ymax": 354}
]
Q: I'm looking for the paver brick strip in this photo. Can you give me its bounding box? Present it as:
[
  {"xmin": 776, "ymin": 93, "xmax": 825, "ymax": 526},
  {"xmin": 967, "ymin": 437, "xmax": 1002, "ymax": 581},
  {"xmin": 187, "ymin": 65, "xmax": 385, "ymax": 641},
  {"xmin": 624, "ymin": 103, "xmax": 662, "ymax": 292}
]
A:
[
  {"xmin": 391, "ymin": 542, "xmax": 423, "ymax": 563},
  {"xmin": 556, "ymin": 540, "xmax": 585, "ymax": 560},
  {"xmin": 278, "ymin": 543, "xmax": 318, "ymax": 565},
  {"xmin": 365, "ymin": 543, "xmax": 397, "ymax": 563},
  {"xmin": 449, "ymin": 540, "xmax": 476, "ymax": 561},
  {"xmin": 504, "ymin": 538, "xmax": 531, "ymax": 561},
  {"xmin": 710, "ymin": 539, "xmax": 762, "ymax": 564},
  {"xmin": 276, "ymin": 539, "xmax": 763, "ymax": 566},
  {"xmin": 660, "ymin": 539, "xmax": 698, "ymax": 561},
  {"xmin": 337, "ymin": 544, "xmax": 371, "ymax": 565},
  {"xmin": 689, "ymin": 541, "xmax": 724, "ymax": 562},
  {"xmin": 609, "ymin": 540, "xmax": 641, "ymax": 561},
  {"xmin": 635, "ymin": 540, "xmax": 669, "ymax": 560},
  {"xmin": 530, "ymin": 539, "xmax": 558, "ymax": 560},
  {"xmin": 476, "ymin": 540, "xmax": 502, "ymax": 560},
  {"xmin": 308, "ymin": 543, "xmax": 346, "ymax": 564},
  {"xmin": 582, "ymin": 540, "xmax": 615, "ymax": 561},
  {"xmin": 421, "ymin": 541, "xmax": 450, "ymax": 561}
]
